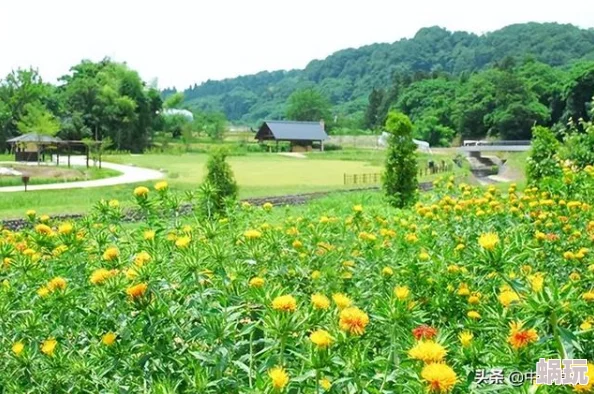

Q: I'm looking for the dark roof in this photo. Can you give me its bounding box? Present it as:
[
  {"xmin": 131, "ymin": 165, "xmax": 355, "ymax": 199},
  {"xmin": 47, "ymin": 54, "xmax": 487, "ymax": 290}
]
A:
[
  {"xmin": 7, "ymin": 133, "xmax": 62, "ymax": 143},
  {"xmin": 256, "ymin": 120, "xmax": 328, "ymax": 141}
]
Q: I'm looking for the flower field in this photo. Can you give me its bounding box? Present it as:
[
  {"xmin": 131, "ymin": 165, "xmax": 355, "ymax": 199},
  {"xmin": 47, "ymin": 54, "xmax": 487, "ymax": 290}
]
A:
[{"xmin": 1, "ymin": 168, "xmax": 594, "ymax": 393}]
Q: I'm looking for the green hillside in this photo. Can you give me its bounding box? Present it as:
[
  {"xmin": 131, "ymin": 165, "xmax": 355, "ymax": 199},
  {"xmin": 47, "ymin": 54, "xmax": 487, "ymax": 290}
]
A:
[{"xmin": 175, "ymin": 23, "xmax": 594, "ymax": 125}]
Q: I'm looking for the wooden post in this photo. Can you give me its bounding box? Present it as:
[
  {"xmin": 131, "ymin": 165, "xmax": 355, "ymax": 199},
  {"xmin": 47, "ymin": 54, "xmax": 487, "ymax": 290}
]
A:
[
  {"xmin": 67, "ymin": 143, "xmax": 71, "ymax": 168},
  {"xmin": 86, "ymin": 145, "xmax": 89, "ymax": 168}
]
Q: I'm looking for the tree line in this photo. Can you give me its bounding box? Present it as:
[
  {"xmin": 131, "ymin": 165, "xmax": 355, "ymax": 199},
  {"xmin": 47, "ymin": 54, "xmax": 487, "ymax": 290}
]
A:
[
  {"xmin": 363, "ymin": 58, "xmax": 594, "ymax": 145},
  {"xmin": 0, "ymin": 59, "xmax": 229, "ymax": 153}
]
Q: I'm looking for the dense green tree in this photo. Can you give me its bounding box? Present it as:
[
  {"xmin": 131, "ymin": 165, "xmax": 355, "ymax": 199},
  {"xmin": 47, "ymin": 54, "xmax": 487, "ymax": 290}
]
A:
[
  {"xmin": 0, "ymin": 68, "xmax": 56, "ymax": 151},
  {"xmin": 285, "ymin": 88, "xmax": 332, "ymax": 122},
  {"xmin": 59, "ymin": 59, "xmax": 162, "ymax": 152},
  {"xmin": 562, "ymin": 62, "xmax": 594, "ymax": 124},
  {"xmin": 163, "ymin": 92, "xmax": 184, "ymax": 109},
  {"xmin": 363, "ymin": 88, "xmax": 385, "ymax": 129},
  {"xmin": 17, "ymin": 102, "xmax": 61, "ymax": 136},
  {"xmin": 382, "ymin": 111, "xmax": 418, "ymax": 208},
  {"xmin": 395, "ymin": 77, "xmax": 457, "ymax": 145}
]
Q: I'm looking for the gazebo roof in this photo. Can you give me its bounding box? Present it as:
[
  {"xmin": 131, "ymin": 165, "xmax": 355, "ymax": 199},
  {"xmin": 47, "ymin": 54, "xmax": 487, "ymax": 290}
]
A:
[{"xmin": 7, "ymin": 133, "xmax": 62, "ymax": 143}]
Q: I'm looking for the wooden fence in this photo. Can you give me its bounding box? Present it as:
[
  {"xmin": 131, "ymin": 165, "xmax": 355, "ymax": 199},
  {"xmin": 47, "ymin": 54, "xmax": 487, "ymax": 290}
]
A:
[{"xmin": 344, "ymin": 162, "xmax": 453, "ymax": 186}]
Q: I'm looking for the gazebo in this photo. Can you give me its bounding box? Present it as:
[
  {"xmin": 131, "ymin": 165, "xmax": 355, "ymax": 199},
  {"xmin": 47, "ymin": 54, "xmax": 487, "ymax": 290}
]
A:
[{"xmin": 6, "ymin": 133, "xmax": 103, "ymax": 168}]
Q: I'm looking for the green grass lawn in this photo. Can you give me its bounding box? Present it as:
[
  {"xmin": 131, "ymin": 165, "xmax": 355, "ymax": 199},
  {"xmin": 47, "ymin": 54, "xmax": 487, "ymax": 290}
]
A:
[{"xmin": 0, "ymin": 151, "xmax": 465, "ymax": 220}]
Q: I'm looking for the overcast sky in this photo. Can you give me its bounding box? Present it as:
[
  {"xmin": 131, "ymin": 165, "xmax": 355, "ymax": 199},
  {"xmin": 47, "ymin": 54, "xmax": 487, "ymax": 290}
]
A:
[{"xmin": 1, "ymin": 0, "xmax": 593, "ymax": 90}]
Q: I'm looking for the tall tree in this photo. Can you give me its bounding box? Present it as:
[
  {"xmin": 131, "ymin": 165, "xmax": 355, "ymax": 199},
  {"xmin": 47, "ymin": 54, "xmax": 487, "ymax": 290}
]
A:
[
  {"xmin": 363, "ymin": 88, "xmax": 385, "ymax": 130},
  {"xmin": 0, "ymin": 68, "xmax": 56, "ymax": 151},
  {"xmin": 59, "ymin": 59, "xmax": 162, "ymax": 152},
  {"xmin": 17, "ymin": 103, "xmax": 61, "ymax": 136},
  {"xmin": 285, "ymin": 88, "xmax": 331, "ymax": 122}
]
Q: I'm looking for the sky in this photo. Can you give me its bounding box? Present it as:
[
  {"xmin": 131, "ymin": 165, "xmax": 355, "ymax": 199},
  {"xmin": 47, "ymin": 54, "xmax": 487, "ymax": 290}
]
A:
[{"xmin": 1, "ymin": 0, "xmax": 593, "ymax": 90}]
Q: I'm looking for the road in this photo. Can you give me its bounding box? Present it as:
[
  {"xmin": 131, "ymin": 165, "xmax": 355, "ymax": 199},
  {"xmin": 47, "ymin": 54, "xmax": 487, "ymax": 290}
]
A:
[{"xmin": 0, "ymin": 156, "xmax": 164, "ymax": 193}]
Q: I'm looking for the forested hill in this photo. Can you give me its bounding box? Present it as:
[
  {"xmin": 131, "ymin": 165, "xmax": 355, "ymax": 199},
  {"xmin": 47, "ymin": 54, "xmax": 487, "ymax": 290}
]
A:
[{"xmin": 174, "ymin": 23, "xmax": 594, "ymax": 124}]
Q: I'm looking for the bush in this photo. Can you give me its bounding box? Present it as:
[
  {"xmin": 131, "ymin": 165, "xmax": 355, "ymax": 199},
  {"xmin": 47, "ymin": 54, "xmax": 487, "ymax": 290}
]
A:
[
  {"xmin": 382, "ymin": 111, "xmax": 418, "ymax": 208},
  {"xmin": 526, "ymin": 126, "xmax": 561, "ymax": 183},
  {"xmin": 198, "ymin": 148, "xmax": 238, "ymax": 218},
  {"xmin": 322, "ymin": 143, "xmax": 342, "ymax": 151},
  {"xmin": 559, "ymin": 118, "xmax": 594, "ymax": 169}
]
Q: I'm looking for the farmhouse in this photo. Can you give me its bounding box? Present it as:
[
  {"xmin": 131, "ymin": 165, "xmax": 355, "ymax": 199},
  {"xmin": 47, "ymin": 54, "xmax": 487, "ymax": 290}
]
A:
[{"xmin": 255, "ymin": 120, "xmax": 328, "ymax": 152}]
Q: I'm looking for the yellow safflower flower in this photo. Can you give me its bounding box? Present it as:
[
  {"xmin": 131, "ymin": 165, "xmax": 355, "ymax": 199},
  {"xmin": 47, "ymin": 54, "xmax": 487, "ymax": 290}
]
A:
[
  {"xmin": 421, "ymin": 363, "xmax": 457, "ymax": 392},
  {"xmin": 394, "ymin": 286, "xmax": 410, "ymax": 301},
  {"xmin": 244, "ymin": 229, "xmax": 262, "ymax": 239},
  {"xmin": 102, "ymin": 332, "xmax": 117, "ymax": 346},
  {"xmin": 143, "ymin": 230, "xmax": 156, "ymax": 241},
  {"xmin": 35, "ymin": 224, "xmax": 53, "ymax": 236},
  {"xmin": 319, "ymin": 377, "xmax": 332, "ymax": 390},
  {"xmin": 310, "ymin": 329, "xmax": 333, "ymax": 348},
  {"xmin": 311, "ymin": 293, "xmax": 330, "ymax": 310},
  {"xmin": 175, "ymin": 236, "xmax": 191, "ymax": 248},
  {"xmin": 48, "ymin": 277, "xmax": 67, "ymax": 292},
  {"xmin": 582, "ymin": 291, "xmax": 594, "ymax": 302},
  {"xmin": 382, "ymin": 266, "xmax": 394, "ymax": 276},
  {"xmin": 58, "ymin": 222, "xmax": 73, "ymax": 235},
  {"xmin": 272, "ymin": 295, "xmax": 297, "ymax": 312},
  {"xmin": 268, "ymin": 366, "xmax": 289, "ymax": 390},
  {"xmin": 249, "ymin": 277, "xmax": 265, "ymax": 288},
  {"xmin": 498, "ymin": 290, "xmax": 520, "ymax": 307},
  {"xmin": 332, "ymin": 293, "xmax": 352, "ymax": 309},
  {"xmin": 339, "ymin": 307, "xmax": 369, "ymax": 336},
  {"xmin": 12, "ymin": 341, "xmax": 24, "ymax": 356},
  {"xmin": 408, "ymin": 340, "xmax": 447, "ymax": 363},
  {"xmin": 459, "ymin": 331, "xmax": 473, "ymax": 348},
  {"xmin": 126, "ymin": 283, "xmax": 148, "ymax": 298},
  {"xmin": 90, "ymin": 268, "xmax": 115, "ymax": 285},
  {"xmin": 37, "ymin": 286, "xmax": 50, "ymax": 298},
  {"xmin": 154, "ymin": 181, "xmax": 168, "ymax": 191},
  {"xmin": 478, "ymin": 232, "xmax": 499, "ymax": 250},
  {"xmin": 103, "ymin": 247, "xmax": 120, "ymax": 261},
  {"xmin": 134, "ymin": 186, "xmax": 149, "ymax": 197},
  {"xmin": 41, "ymin": 338, "xmax": 57, "ymax": 356},
  {"xmin": 467, "ymin": 311, "xmax": 481, "ymax": 320}
]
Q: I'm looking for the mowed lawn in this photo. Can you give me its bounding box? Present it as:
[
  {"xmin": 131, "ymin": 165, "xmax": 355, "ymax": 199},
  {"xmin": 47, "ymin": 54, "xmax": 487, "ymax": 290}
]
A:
[
  {"xmin": 0, "ymin": 153, "xmax": 382, "ymax": 219},
  {"xmin": 106, "ymin": 153, "xmax": 382, "ymax": 189}
]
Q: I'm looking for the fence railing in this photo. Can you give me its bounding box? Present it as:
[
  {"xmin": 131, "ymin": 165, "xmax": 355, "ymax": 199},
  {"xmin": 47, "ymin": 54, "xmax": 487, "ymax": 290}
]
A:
[{"xmin": 344, "ymin": 163, "xmax": 453, "ymax": 186}]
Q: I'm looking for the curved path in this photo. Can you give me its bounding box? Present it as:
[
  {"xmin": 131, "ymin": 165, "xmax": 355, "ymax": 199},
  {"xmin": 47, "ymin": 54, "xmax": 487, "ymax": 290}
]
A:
[{"xmin": 0, "ymin": 156, "xmax": 163, "ymax": 193}]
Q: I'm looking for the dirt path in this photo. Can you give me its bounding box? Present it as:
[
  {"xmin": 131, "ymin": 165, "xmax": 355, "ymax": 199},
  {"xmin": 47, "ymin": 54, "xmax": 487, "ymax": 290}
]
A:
[
  {"xmin": 0, "ymin": 156, "xmax": 163, "ymax": 193},
  {"xmin": 277, "ymin": 152, "xmax": 307, "ymax": 159}
]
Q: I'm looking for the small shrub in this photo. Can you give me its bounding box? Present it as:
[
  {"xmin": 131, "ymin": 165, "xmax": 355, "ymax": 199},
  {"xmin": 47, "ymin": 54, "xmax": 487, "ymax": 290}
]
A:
[
  {"xmin": 382, "ymin": 111, "xmax": 418, "ymax": 208},
  {"xmin": 526, "ymin": 126, "xmax": 561, "ymax": 183},
  {"xmin": 198, "ymin": 147, "xmax": 238, "ymax": 218},
  {"xmin": 322, "ymin": 143, "xmax": 342, "ymax": 151}
]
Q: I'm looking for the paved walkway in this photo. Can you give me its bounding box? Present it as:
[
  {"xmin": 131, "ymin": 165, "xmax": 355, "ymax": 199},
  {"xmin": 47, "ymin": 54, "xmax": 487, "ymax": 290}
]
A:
[
  {"xmin": 0, "ymin": 156, "xmax": 163, "ymax": 193},
  {"xmin": 277, "ymin": 152, "xmax": 307, "ymax": 159}
]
